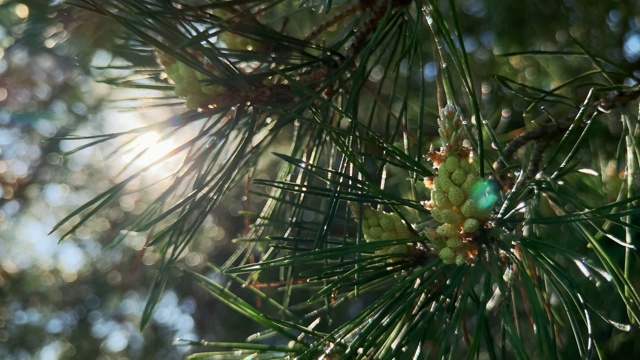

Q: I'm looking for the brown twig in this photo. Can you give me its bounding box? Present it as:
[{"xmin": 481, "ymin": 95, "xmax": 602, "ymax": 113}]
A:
[
  {"xmin": 304, "ymin": 3, "xmax": 361, "ymax": 42},
  {"xmin": 493, "ymin": 86, "xmax": 640, "ymax": 180}
]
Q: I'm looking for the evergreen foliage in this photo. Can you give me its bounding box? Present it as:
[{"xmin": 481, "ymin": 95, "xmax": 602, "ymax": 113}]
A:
[{"xmin": 52, "ymin": 0, "xmax": 640, "ymax": 358}]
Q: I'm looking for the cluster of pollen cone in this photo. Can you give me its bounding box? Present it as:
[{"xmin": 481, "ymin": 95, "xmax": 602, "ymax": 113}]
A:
[
  {"xmin": 423, "ymin": 105, "xmax": 497, "ymax": 265},
  {"xmin": 351, "ymin": 105, "xmax": 498, "ymax": 265},
  {"xmin": 353, "ymin": 204, "xmax": 413, "ymax": 259}
]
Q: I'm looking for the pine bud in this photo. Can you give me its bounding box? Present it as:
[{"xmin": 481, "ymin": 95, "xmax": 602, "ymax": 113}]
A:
[
  {"xmin": 463, "ymin": 218, "xmax": 480, "ymax": 233},
  {"xmin": 431, "ymin": 208, "xmax": 445, "ymax": 223},
  {"xmin": 462, "ymin": 174, "xmax": 479, "ymax": 193},
  {"xmin": 437, "ymin": 166, "xmax": 450, "ymax": 179},
  {"xmin": 444, "ymin": 156, "xmax": 460, "ymax": 173},
  {"xmin": 433, "ymin": 190, "xmax": 452, "ymax": 208},
  {"xmin": 439, "ymin": 247, "xmax": 455, "ymax": 264},
  {"xmin": 459, "ymin": 158, "xmax": 473, "ymax": 173},
  {"xmin": 354, "ymin": 205, "xmax": 413, "ymax": 259},
  {"xmin": 440, "ymin": 209, "xmax": 462, "ymax": 224},
  {"xmin": 445, "ymin": 236, "xmax": 463, "ymax": 248},
  {"xmin": 461, "ymin": 199, "xmax": 478, "ymax": 218},
  {"xmin": 436, "ymin": 223, "xmax": 458, "ymax": 238},
  {"xmin": 447, "ymin": 186, "xmax": 465, "ymax": 206},
  {"xmin": 451, "ymin": 168, "xmax": 466, "ymax": 186}
]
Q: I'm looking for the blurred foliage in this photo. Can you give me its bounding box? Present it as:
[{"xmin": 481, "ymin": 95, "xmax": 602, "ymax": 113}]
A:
[
  {"xmin": 0, "ymin": 1, "xmax": 242, "ymax": 359},
  {"xmin": 1, "ymin": 0, "xmax": 640, "ymax": 359}
]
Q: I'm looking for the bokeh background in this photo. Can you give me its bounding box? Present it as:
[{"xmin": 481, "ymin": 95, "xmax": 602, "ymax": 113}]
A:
[{"xmin": 2, "ymin": 0, "xmax": 640, "ymax": 359}]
